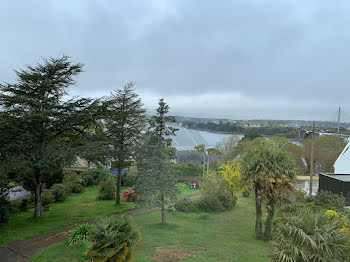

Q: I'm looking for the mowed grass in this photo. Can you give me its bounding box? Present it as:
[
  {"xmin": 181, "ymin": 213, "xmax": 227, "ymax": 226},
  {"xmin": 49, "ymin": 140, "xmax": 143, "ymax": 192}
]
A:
[
  {"xmin": 30, "ymin": 195, "xmax": 272, "ymax": 262},
  {"xmin": 0, "ymin": 184, "xmax": 199, "ymax": 246}
]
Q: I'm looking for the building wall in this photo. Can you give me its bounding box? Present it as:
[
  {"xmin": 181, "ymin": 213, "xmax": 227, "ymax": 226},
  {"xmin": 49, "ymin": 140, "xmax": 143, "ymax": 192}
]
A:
[
  {"xmin": 319, "ymin": 174, "xmax": 350, "ymax": 206},
  {"xmin": 319, "ymin": 175, "xmax": 343, "ymax": 196}
]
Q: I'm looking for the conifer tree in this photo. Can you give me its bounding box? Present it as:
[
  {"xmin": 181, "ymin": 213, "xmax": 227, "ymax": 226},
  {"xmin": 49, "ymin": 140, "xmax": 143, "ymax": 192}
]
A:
[
  {"xmin": 0, "ymin": 56, "xmax": 105, "ymax": 217},
  {"xmin": 135, "ymin": 99, "xmax": 179, "ymax": 224},
  {"xmin": 105, "ymin": 82, "xmax": 146, "ymax": 205}
]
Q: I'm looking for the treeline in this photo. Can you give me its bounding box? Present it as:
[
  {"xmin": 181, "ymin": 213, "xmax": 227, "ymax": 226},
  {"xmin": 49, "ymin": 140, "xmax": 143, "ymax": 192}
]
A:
[
  {"xmin": 0, "ymin": 56, "xmax": 178, "ymax": 225},
  {"xmin": 181, "ymin": 120, "xmax": 300, "ymax": 138}
]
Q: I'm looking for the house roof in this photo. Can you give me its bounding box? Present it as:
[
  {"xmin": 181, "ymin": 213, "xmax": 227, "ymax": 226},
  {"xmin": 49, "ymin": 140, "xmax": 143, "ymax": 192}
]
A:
[
  {"xmin": 320, "ymin": 173, "xmax": 350, "ymax": 182},
  {"xmin": 334, "ymin": 140, "xmax": 350, "ymax": 173}
]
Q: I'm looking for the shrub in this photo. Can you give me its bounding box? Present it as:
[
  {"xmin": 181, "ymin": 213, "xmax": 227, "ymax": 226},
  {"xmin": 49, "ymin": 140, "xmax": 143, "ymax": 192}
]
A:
[
  {"xmin": 273, "ymin": 209, "xmax": 350, "ymax": 262},
  {"xmin": 84, "ymin": 216, "xmax": 141, "ymax": 261},
  {"xmin": 197, "ymin": 174, "xmax": 237, "ymax": 212},
  {"xmin": 99, "ymin": 178, "xmax": 115, "ymax": 200},
  {"xmin": 72, "ymin": 183, "xmax": 84, "ymax": 194},
  {"xmin": 175, "ymin": 198, "xmax": 198, "ymax": 212},
  {"xmin": 20, "ymin": 199, "xmax": 28, "ymax": 211},
  {"xmin": 93, "ymin": 179, "xmax": 99, "ymax": 186},
  {"xmin": 88, "ymin": 168, "xmax": 111, "ymax": 182},
  {"xmin": 63, "ymin": 172, "xmax": 84, "ymax": 193},
  {"xmin": 50, "ymin": 183, "xmax": 68, "ymax": 202},
  {"xmin": 172, "ymin": 163, "xmax": 202, "ymax": 177},
  {"xmin": 0, "ymin": 196, "xmax": 10, "ymax": 223},
  {"xmin": 81, "ymin": 173, "xmax": 94, "ymax": 187},
  {"xmin": 68, "ymin": 223, "xmax": 93, "ymax": 247},
  {"xmin": 123, "ymin": 189, "xmax": 136, "ymax": 202},
  {"xmin": 121, "ymin": 170, "xmax": 137, "ymax": 187},
  {"xmin": 42, "ymin": 190, "xmax": 54, "ymax": 206},
  {"xmin": 313, "ymin": 190, "xmax": 346, "ymax": 212}
]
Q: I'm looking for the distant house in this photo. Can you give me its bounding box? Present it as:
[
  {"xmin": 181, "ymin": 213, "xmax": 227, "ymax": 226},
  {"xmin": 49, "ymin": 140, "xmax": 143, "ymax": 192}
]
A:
[
  {"xmin": 319, "ymin": 173, "xmax": 350, "ymax": 206},
  {"xmin": 334, "ymin": 141, "xmax": 350, "ymax": 173}
]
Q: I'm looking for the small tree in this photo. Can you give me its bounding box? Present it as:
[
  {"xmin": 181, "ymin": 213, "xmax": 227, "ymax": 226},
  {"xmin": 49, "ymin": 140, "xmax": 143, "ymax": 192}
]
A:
[
  {"xmin": 0, "ymin": 56, "xmax": 104, "ymax": 217},
  {"xmin": 216, "ymin": 135, "xmax": 240, "ymax": 161},
  {"xmin": 242, "ymin": 143, "xmax": 296, "ymax": 239},
  {"xmin": 105, "ymin": 82, "xmax": 146, "ymax": 205},
  {"xmin": 135, "ymin": 99, "xmax": 179, "ymax": 224}
]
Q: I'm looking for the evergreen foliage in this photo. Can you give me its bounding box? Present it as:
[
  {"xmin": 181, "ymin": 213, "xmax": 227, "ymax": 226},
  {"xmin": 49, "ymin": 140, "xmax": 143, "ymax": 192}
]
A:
[
  {"xmin": 105, "ymin": 82, "xmax": 146, "ymax": 205},
  {"xmin": 135, "ymin": 99, "xmax": 179, "ymax": 224},
  {"xmin": 0, "ymin": 56, "xmax": 106, "ymax": 217}
]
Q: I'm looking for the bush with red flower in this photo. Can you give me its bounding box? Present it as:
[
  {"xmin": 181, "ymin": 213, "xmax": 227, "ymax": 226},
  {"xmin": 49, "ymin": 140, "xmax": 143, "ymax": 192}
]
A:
[{"xmin": 123, "ymin": 189, "xmax": 136, "ymax": 202}]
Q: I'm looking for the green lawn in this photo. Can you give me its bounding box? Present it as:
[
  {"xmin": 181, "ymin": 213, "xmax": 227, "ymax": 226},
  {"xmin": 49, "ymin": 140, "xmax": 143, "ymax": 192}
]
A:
[
  {"xmin": 0, "ymin": 186, "xmax": 134, "ymax": 246},
  {"xmin": 0, "ymin": 184, "xmax": 199, "ymax": 246},
  {"xmin": 30, "ymin": 196, "xmax": 272, "ymax": 262}
]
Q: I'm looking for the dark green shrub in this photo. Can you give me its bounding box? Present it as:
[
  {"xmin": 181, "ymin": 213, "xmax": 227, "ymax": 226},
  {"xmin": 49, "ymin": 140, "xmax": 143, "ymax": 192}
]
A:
[
  {"xmin": 68, "ymin": 223, "xmax": 93, "ymax": 247},
  {"xmin": 84, "ymin": 216, "xmax": 141, "ymax": 261},
  {"xmin": 63, "ymin": 172, "xmax": 84, "ymax": 193},
  {"xmin": 99, "ymin": 178, "xmax": 115, "ymax": 200},
  {"xmin": 197, "ymin": 175, "xmax": 237, "ymax": 212},
  {"xmin": 175, "ymin": 198, "xmax": 198, "ymax": 212},
  {"xmin": 50, "ymin": 183, "xmax": 68, "ymax": 202},
  {"xmin": 45, "ymin": 167, "xmax": 64, "ymax": 189},
  {"xmin": 0, "ymin": 196, "xmax": 10, "ymax": 223},
  {"xmin": 313, "ymin": 190, "xmax": 346, "ymax": 212},
  {"xmin": 172, "ymin": 163, "xmax": 203, "ymax": 177},
  {"xmin": 42, "ymin": 190, "xmax": 54, "ymax": 206},
  {"xmin": 20, "ymin": 199, "xmax": 28, "ymax": 211},
  {"xmin": 87, "ymin": 168, "xmax": 111, "ymax": 182},
  {"xmin": 72, "ymin": 183, "xmax": 84, "ymax": 194},
  {"xmin": 293, "ymin": 189, "xmax": 307, "ymax": 202},
  {"xmin": 121, "ymin": 170, "xmax": 137, "ymax": 187},
  {"xmin": 81, "ymin": 173, "xmax": 94, "ymax": 187}
]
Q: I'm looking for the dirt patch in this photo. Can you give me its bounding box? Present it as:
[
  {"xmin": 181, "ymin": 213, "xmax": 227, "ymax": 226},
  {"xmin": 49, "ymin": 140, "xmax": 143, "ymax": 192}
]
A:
[
  {"xmin": 152, "ymin": 244, "xmax": 206, "ymax": 261},
  {"xmin": 80, "ymin": 202, "xmax": 95, "ymax": 207}
]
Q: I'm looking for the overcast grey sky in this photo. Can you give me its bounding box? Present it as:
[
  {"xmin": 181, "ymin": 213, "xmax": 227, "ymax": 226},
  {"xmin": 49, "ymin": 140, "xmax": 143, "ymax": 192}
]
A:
[{"xmin": 1, "ymin": 0, "xmax": 350, "ymax": 121}]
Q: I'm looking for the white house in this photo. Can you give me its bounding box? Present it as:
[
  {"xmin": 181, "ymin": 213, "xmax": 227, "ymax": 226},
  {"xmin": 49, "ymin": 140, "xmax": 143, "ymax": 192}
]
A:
[{"xmin": 334, "ymin": 141, "xmax": 350, "ymax": 174}]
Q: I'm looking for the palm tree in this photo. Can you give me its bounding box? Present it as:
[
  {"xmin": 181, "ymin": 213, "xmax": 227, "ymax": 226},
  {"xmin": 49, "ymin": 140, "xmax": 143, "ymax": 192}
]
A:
[
  {"xmin": 273, "ymin": 210, "xmax": 350, "ymax": 262},
  {"xmin": 241, "ymin": 141, "xmax": 296, "ymax": 239},
  {"xmin": 84, "ymin": 215, "xmax": 141, "ymax": 262}
]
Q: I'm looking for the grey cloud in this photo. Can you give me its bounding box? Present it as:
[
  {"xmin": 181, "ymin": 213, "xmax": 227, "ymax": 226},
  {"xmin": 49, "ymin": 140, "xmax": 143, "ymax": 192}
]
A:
[{"xmin": 1, "ymin": 0, "xmax": 350, "ymax": 121}]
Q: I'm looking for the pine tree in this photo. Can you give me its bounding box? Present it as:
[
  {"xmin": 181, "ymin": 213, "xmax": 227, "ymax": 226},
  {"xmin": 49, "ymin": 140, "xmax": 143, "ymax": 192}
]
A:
[
  {"xmin": 0, "ymin": 56, "xmax": 105, "ymax": 217},
  {"xmin": 105, "ymin": 82, "xmax": 146, "ymax": 205},
  {"xmin": 135, "ymin": 99, "xmax": 179, "ymax": 224}
]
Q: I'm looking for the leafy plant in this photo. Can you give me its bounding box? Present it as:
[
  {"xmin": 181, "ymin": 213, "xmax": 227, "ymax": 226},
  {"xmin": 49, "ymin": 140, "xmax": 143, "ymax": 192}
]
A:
[
  {"xmin": 313, "ymin": 190, "xmax": 346, "ymax": 212},
  {"xmin": 123, "ymin": 189, "xmax": 136, "ymax": 202},
  {"xmin": 42, "ymin": 190, "xmax": 54, "ymax": 206},
  {"xmin": 0, "ymin": 196, "xmax": 10, "ymax": 223},
  {"xmin": 273, "ymin": 209, "xmax": 350, "ymax": 262},
  {"xmin": 175, "ymin": 198, "xmax": 198, "ymax": 212},
  {"xmin": 198, "ymin": 171, "xmax": 237, "ymax": 212},
  {"xmin": 50, "ymin": 183, "xmax": 68, "ymax": 202},
  {"xmin": 68, "ymin": 223, "xmax": 93, "ymax": 247},
  {"xmin": 81, "ymin": 173, "xmax": 94, "ymax": 187},
  {"xmin": 84, "ymin": 216, "xmax": 141, "ymax": 261},
  {"xmin": 71, "ymin": 183, "xmax": 84, "ymax": 194},
  {"xmin": 99, "ymin": 178, "xmax": 116, "ymax": 200}
]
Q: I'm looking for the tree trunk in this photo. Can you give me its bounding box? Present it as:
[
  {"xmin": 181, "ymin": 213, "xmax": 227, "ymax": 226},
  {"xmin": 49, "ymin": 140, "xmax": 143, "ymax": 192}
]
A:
[
  {"xmin": 161, "ymin": 194, "xmax": 166, "ymax": 224},
  {"xmin": 264, "ymin": 199, "xmax": 276, "ymax": 240},
  {"xmin": 34, "ymin": 179, "xmax": 43, "ymax": 217},
  {"xmin": 116, "ymin": 165, "xmax": 122, "ymax": 205},
  {"xmin": 254, "ymin": 184, "xmax": 263, "ymax": 239}
]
